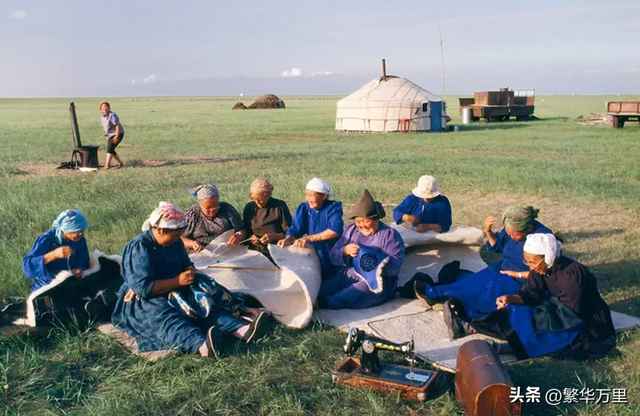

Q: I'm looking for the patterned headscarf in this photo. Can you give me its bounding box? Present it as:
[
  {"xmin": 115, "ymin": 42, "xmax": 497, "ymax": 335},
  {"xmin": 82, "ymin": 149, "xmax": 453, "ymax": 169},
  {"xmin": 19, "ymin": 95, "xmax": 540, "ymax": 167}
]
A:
[
  {"xmin": 501, "ymin": 206, "xmax": 539, "ymax": 232},
  {"xmin": 190, "ymin": 184, "xmax": 219, "ymax": 200},
  {"xmin": 52, "ymin": 209, "xmax": 89, "ymax": 243},
  {"xmin": 249, "ymin": 178, "xmax": 274, "ymax": 198},
  {"xmin": 524, "ymin": 233, "xmax": 562, "ymax": 268},
  {"xmin": 142, "ymin": 202, "xmax": 187, "ymax": 231}
]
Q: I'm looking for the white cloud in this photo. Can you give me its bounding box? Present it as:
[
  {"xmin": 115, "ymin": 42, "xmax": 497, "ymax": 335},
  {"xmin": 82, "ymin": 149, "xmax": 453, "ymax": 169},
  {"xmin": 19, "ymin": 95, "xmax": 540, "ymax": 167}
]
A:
[
  {"xmin": 305, "ymin": 71, "xmax": 335, "ymax": 77},
  {"xmin": 282, "ymin": 67, "xmax": 302, "ymax": 77},
  {"xmin": 282, "ymin": 68, "xmax": 336, "ymax": 78},
  {"xmin": 131, "ymin": 73, "xmax": 157, "ymax": 85},
  {"xmin": 9, "ymin": 10, "xmax": 27, "ymax": 20}
]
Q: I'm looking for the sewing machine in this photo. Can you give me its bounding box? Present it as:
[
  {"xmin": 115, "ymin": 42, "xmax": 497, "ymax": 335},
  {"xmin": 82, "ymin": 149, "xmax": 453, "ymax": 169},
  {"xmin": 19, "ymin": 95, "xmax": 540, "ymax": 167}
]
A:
[{"xmin": 332, "ymin": 327, "xmax": 438, "ymax": 402}]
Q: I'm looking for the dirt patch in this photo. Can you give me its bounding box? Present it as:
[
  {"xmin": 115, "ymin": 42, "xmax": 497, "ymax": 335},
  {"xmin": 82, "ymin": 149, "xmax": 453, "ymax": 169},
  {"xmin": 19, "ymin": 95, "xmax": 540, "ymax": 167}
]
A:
[
  {"xmin": 10, "ymin": 157, "xmax": 239, "ymax": 179},
  {"xmin": 614, "ymin": 177, "xmax": 640, "ymax": 185}
]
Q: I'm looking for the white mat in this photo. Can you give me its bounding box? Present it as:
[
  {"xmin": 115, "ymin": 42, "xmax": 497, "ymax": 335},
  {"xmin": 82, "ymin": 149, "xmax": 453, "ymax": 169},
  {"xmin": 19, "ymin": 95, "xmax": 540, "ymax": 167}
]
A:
[
  {"xmin": 367, "ymin": 310, "xmax": 640, "ymax": 373},
  {"xmin": 192, "ymin": 231, "xmax": 321, "ymax": 329}
]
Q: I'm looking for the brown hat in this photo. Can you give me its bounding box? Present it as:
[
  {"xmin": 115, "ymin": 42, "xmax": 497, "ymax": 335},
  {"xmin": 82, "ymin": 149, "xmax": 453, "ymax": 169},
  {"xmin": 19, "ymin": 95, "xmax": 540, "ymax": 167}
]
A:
[{"xmin": 349, "ymin": 189, "xmax": 386, "ymax": 219}]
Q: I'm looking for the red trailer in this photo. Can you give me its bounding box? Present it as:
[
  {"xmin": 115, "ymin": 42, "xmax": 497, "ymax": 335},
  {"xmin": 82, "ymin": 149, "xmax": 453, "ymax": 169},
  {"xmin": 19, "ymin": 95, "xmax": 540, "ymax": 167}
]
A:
[{"xmin": 606, "ymin": 102, "xmax": 640, "ymax": 129}]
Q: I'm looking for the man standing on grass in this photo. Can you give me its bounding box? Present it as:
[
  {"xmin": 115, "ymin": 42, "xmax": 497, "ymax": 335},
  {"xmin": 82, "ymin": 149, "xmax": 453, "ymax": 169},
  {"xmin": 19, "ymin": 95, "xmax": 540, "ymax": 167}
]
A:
[{"xmin": 99, "ymin": 101, "xmax": 126, "ymax": 170}]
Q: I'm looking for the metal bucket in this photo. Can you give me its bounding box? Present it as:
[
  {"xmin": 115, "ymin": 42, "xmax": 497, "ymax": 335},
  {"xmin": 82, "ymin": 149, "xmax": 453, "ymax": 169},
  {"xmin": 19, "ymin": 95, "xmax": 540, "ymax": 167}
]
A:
[{"xmin": 462, "ymin": 107, "xmax": 473, "ymax": 124}]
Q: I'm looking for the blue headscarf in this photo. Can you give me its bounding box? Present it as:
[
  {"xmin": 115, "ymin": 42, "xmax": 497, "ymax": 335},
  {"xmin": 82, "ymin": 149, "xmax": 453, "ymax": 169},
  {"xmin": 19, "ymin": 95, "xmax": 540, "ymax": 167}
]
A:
[{"xmin": 52, "ymin": 209, "xmax": 89, "ymax": 243}]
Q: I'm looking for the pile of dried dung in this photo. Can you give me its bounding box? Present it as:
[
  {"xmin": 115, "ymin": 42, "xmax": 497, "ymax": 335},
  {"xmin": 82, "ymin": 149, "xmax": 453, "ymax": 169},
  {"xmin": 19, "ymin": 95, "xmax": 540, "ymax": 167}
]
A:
[{"xmin": 247, "ymin": 94, "xmax": 286, "ymax": 109}]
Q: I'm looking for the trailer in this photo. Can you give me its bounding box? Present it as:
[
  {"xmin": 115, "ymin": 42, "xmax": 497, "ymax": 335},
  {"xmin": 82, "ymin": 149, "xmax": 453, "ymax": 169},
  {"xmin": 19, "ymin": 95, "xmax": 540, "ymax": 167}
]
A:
[
  {"xmin": 606, "ymin": 101, "xmax": 640, "ymax": 129},
  {"xmin": 459, "ymin": 88, "xmax": 535, "ymax": 122}
]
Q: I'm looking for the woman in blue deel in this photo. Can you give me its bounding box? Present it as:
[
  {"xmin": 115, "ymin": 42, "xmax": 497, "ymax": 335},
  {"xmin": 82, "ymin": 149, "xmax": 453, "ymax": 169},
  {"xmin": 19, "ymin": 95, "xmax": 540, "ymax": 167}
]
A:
[
  {"xmin": 393, "ymin": 175, "xmax": 452, "ymax": 233},
  {"xmin": 277, "ymin": 177, "xmax": 344, "ymax": 278},
  {"xmin": 414, "ymin": 206, "xmax": 553, "ymax": 339},
  {"xmin": 22, "ymin": 209, "xmax": 91, "ymax": 291}
]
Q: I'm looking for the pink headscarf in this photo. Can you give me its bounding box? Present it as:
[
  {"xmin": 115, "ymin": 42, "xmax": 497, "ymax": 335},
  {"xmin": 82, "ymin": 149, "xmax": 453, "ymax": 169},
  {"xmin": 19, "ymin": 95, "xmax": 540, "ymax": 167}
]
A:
[{"xmin": 142, "ymin": 202, "xmax": 187, "ymax": 231}]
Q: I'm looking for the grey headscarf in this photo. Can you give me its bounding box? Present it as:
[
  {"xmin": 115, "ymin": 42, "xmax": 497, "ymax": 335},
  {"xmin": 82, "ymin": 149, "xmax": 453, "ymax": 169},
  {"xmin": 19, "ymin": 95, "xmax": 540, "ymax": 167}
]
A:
[{"xmin": 190, "ymin": 185, "xmax": 219, "ymax": 200}]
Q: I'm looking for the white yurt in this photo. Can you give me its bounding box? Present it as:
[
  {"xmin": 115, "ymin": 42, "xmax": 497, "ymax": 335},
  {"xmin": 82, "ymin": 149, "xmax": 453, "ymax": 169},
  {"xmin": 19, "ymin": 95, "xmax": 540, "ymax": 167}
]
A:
[{"xmin": 336, "ymin": 68, "xmax": 447, "ymax": 133}]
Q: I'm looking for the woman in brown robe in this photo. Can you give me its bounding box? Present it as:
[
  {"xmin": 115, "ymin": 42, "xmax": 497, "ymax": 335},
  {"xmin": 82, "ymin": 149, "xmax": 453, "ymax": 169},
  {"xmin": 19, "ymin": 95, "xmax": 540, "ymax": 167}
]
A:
[{"xmin": 242, "ymin": 178, "xmax": 292, "ymax": 254}]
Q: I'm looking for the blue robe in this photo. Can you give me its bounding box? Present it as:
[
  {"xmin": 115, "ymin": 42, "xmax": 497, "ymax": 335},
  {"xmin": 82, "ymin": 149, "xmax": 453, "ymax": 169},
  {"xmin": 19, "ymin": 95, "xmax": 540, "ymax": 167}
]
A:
[
  {"xmin": 22, "ymin": 228, "xmax": 90, "ymax": 291},
  {"xmin": 506, "ymin": 257, "xmax": 614, "ymax": 358},
  {"xmin": 319, "ymin": 222, "xmax": 405, "ymax": 309},
  {"xmin": 111, "ymin": 230, "xmax": 243, "ymax": 354},
  {"xmin": 423, "ymin": 220, "xmax": 552, "ymax": 319},
  {"xmin": 392, "ymin": 194, "xmax": 452, "ymax": 232},
  {"xmin": 486, "ymin": 220, "xmax": 552, "ymax": 272},
  {"xmin": 286, "ymin": 199, "xmax": 344, "ymax": 278}
]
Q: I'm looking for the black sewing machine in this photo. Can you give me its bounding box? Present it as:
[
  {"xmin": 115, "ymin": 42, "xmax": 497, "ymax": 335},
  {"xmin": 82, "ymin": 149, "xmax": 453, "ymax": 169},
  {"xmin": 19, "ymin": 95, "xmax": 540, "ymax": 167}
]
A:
[{"xmin": 332, "ymin": 327, "xmax": 438, "ymax": 402}]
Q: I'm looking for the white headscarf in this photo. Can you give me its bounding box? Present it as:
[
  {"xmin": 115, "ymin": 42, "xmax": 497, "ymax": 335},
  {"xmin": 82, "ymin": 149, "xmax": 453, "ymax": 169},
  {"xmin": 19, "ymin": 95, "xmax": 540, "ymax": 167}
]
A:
[
  {"xmin": 306, "ymin": 177, "xmax": 334, "ymax": 197},
  {"xmin": 523, "ymin": 233, "xmax": 562, "ymax": 268}
]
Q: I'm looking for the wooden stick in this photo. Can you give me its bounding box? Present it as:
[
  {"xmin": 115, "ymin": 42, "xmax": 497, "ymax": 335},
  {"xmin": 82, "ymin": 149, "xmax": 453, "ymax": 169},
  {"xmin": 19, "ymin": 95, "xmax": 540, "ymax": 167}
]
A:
[{"xmin": 206, "ymin": 265, "xmax": 279, "ymax": 271}]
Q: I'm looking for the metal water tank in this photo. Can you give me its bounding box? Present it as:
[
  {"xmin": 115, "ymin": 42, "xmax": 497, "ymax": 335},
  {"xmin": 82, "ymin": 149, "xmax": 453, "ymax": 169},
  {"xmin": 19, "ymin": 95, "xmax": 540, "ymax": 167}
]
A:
[{"xmin": 462, "ymin": 107, "xmax": 473, "ymax": 124}]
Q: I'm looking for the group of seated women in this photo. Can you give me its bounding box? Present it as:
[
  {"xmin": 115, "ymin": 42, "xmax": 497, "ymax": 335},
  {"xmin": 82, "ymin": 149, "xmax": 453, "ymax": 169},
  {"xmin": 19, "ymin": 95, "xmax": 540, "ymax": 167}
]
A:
[{"xmin": 20, "ymin": 174, "xmax": 617, "ymax": 360}]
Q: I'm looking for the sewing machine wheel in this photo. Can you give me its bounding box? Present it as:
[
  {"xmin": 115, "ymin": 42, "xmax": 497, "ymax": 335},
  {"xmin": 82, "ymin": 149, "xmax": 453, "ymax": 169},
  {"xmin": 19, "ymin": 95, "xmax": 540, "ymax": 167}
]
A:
[
  {"xmin": 363, "ymin": 340, "xmax": 376, "ymax": 354},
  {"xmin": 343, "ymin": 327, "xmax": 360, "ymax": 355}
]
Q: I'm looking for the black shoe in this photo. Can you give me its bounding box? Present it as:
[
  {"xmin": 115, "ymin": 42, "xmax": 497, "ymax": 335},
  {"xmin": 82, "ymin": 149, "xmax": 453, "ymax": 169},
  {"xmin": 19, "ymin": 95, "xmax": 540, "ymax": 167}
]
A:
[
  {"xmin": 98, "ymin": 290, "xmax": 118, "ymax": 310},
  {"xmin": 414, "ymin": 280, "xmax": 443, "ymax": 311},
  {"xmin": 243, "ymin": 311, "xmax": 270, "ymax": 344},
  {"xmin": 84, "ymin": 298, "xmax": 106, "ymax": 319},
  {"xmin": 442, "ymin": 300, "xmax": 466, "ymax": 339},
  {"xmin": 206, "ymin": 326, "xmax": 222, "ymax": 358}
]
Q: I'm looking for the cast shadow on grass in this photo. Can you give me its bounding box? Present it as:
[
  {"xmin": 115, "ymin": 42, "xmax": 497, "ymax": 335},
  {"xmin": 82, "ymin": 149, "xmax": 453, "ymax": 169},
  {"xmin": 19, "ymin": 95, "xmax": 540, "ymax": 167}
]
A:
[
  {"xmin": 458, "ymin": 123, "xmax": 530, "ymax": 132},
  {"xmin": 609, "ymin": 296, "xmax": 640, "ymax": 315},
  {"xmin": 556, "ymin": 229, "xmax": 626, "ymax": 243},
  {"xmin": 124, "ymin": 156, "xmax": 255, "ymax": 169},
  {"xmin": 579, "ymin": 259, "xmax": 640, "ymax": 304}
]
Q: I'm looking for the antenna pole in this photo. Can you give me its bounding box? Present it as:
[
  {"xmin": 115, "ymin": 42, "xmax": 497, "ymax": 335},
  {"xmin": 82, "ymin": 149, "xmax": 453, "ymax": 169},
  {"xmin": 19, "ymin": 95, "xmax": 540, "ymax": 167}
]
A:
[{"xmin": 437, "ymin": 22, "xmax": 446, "ymax": 99}]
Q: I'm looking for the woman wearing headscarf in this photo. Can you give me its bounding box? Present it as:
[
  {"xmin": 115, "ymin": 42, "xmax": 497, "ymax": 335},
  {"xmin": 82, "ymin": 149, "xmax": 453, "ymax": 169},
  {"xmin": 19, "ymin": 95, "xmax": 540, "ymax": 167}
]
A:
[
  {"xmin": 317, "ymin": 189, "xmax": 405, "ymax": 309},
  {"xmin": 242, "ymin": 178, "xmax": 292, "ymax": 253},
  {"xmin": 393, "ymin": 175, "xmax": 452, "ymax": 233},
  {"xmin": 414, "ymin": 206, "xmax": 553, "ymax": 337},
  {"xmin": 484, "ymin": 206, "xmax": 552, "ymax": 279},
  {"xmin": 182, "ymin": 184, "xmax": 247, "ymax": 252},
  {"xmin": 474, "ymin": 234, "xmax": 616, "ymax": 360},
  {"xmin": 112, "ymin": 202, "xmax": 270, "ymax": 358},
  {"xmin": 277, "ymin": 178, "xmax": 344, "ymax": 278},
  {"xmin": 451, "ymin": 234, "xmax": 617, "ymax": 359},
  {"xmin": 23, "ymin": 209, "xmax": 91, "ymax": 291}
]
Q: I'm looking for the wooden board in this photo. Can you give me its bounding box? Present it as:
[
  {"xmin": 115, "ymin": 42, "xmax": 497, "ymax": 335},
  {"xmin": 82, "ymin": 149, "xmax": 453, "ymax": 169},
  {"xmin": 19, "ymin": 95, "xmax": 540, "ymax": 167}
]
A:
[{"xmin": 332, "ymin": 357, "xmax": 438, "ymax": 402}]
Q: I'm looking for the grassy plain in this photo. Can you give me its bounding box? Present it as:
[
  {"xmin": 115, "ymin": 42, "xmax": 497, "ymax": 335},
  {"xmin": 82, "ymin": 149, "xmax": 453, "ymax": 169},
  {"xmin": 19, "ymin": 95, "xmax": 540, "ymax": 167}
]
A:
[{"xmin": 0, "ymin": 95, "xmax": 639, "ymax": 415}]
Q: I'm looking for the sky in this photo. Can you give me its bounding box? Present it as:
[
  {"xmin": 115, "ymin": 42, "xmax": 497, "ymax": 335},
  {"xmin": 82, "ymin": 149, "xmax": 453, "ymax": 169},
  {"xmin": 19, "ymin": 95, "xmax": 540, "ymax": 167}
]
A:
[{"xmin": 1, "ymin": 0, "xmax": 639, "ymax": 97}]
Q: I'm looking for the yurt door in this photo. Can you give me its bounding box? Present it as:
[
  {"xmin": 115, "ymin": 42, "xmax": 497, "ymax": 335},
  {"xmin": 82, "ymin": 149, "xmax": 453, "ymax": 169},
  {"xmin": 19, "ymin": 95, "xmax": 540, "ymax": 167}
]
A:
[{"xmin": 429, "ymin": 101, "xmax": 443, "ymax": 132}]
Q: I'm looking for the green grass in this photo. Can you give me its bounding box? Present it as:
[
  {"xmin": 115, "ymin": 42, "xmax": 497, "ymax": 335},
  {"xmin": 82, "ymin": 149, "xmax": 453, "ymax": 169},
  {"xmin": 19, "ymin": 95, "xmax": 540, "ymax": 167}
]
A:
[{"xmin": 1, "ymin": 95, "xmax": 639, "ymax": 415}]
